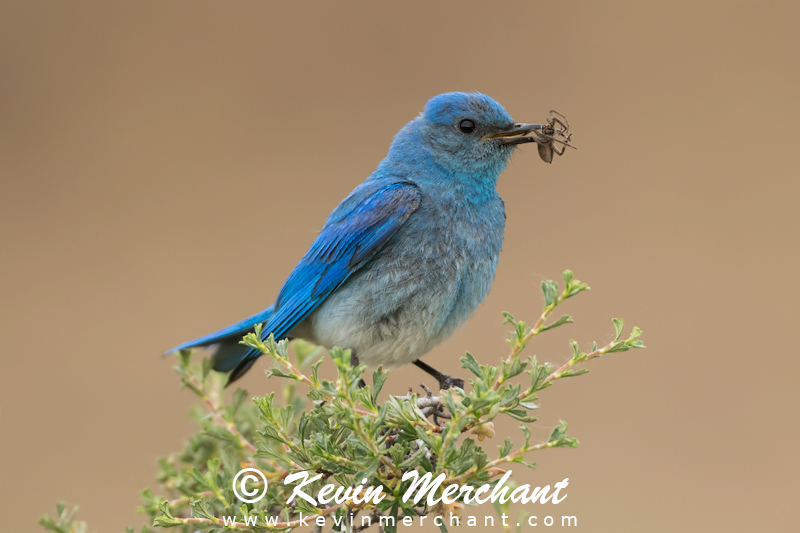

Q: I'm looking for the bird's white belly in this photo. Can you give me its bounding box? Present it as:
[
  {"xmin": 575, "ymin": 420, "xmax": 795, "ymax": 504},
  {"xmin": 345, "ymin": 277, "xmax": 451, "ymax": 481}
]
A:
[{"xmin": 299, "ymin": 274, "xmax": 456, "ymax": 367}]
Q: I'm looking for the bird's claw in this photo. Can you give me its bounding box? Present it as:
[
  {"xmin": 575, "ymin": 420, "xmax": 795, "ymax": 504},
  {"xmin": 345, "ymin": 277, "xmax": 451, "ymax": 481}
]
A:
[{"xmin": 438, "ymin": 375, "xmax": 465, "ymax": 391}]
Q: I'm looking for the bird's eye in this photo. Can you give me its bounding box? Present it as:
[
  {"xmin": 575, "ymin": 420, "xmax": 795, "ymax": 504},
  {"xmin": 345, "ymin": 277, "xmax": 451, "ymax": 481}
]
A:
[{"xmin": 459, "ymin": 119, "xmax": 476, "ymax": 134}]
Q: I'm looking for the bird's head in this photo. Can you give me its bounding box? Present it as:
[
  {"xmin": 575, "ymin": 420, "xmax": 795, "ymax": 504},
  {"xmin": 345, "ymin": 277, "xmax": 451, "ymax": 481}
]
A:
[{"xmin": 415, "ymin": 92, "xmax": 542, "ymax": 176}]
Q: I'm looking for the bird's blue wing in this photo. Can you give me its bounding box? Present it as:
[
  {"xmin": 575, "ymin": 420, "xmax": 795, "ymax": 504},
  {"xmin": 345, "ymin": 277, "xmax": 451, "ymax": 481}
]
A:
[
  {"xmin": 223, "ymin": 181, "xmax": 421, "ymax": 382},
  {"xmin": 267, "ymin": 181, "xmax": 421, "ymax": 340}
]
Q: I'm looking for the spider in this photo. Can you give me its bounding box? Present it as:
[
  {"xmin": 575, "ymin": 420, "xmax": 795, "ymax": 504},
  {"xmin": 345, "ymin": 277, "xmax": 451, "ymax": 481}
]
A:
[{"xmin": 533, "ymin": 110, "xmax": 575, "ymax": 163}]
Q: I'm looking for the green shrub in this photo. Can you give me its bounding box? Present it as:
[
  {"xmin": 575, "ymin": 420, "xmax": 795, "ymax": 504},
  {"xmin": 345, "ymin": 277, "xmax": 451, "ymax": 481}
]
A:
[{"xmin": 41, "ymin": 270, "xmax": 643, "ymax": 532}]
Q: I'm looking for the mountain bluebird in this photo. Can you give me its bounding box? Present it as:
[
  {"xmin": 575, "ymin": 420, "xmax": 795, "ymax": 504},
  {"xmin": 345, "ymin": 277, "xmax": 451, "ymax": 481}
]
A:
[{"xmin": 169, "ymin": 92, "xmax": 545, "ymax": 389}]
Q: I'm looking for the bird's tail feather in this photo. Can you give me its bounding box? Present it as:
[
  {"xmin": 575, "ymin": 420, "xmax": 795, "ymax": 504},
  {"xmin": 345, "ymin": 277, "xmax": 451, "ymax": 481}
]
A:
[
  {"xmin": 210, "ymin": 341, "xmax": 251, "ymax": 373},
  {"xmin": 166, "ymin": 305, "xmax": 275, "ymax": 353},
  {"xmin": 166, "ymin": 305, "xmax": 276, "ymax": 384},
  {"xmin": 227, "ymin": 356, "xmax": 258, "ymax": 385}
]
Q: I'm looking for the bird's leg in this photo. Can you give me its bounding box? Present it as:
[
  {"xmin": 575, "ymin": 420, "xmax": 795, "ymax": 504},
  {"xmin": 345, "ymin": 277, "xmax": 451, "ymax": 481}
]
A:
[
  {"xmin": 350, "ymin": 352, "xmax": 367, "ymax": 388},
  {"xmin": 413, "ymin": 360, "xmax": 465, "ymax": 391}
]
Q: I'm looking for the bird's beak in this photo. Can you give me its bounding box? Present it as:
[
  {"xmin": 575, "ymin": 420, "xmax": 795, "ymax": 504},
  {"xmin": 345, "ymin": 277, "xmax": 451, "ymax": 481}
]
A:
[{"xmin": 482, "ymin": 123, "xmax": 544, "ymax": 145}]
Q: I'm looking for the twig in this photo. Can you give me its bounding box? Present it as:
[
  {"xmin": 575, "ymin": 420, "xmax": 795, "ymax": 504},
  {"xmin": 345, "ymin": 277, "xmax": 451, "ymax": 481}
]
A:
[
  {"xmin": 515, "ymin": 339, "xmax": 617, "ymax": 402},
  {"xmin": 543, "ymin": 340, "xmax": 613, "ymax": 384},
  {"xmin": 167, "ymin": 491, "xmax": 213, "ymax": 509},
  {"xmin": 447, "ymin": 438, "xmax": 561, "ymax": 485},
  {"xmin": 493, "ymin": 297, "xmax": 562, "ymax": 391},
  {"xmin": 183, "ymin": 365, "xmax": 258, "ymax": 455},
  {"xmin": 393, "ymin": 385, "xmax": 448, "ymax": 419},
  {"xmin": 511, "ymin": 293, "xmax": 560, "ymax": 356}
]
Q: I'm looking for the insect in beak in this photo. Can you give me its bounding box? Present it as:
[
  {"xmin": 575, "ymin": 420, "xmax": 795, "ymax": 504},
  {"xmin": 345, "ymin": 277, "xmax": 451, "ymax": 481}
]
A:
[{"xmin": 484, "ymin": 111, "xmax": 576, "ymax": 164}]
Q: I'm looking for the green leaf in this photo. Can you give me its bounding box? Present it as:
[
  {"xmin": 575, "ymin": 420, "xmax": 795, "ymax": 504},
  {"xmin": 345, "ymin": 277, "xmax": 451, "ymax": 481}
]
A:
[
  {"xmin": 612, "ymin": 318, "xmax": 624, "ymax": 341},
  {"xmin": 372, "ymin": 366, "xmax": 388, "ymax": 401},
  {"xmin": 461, "ymin": 352, "xmax": 482, "ymax": 378},
  {"xmin": 540, "ymin": 314, "xmax": 573, "ymax": 333},
  {"xmin": 521, "ymin": 424, "xmax": 532, "ymax": 447},
  {"xmin": 627, "ymin": 326, "xmax": 643, "ymax": 342},
  {"xmin": 563, "ymin": 272, "xmax": 590, "ymax": 298},
  {"xmin": 558, "ymin": 368, "xmax": 589, "ymax": 378},
  {"xmin": 389, "ymin": 443, "xmax": 407, "ymax": 466},
  {"xmin": 541, "ymin": 279, "xmax": 559, "ymax": 307},
  {"xmin": 526, "ymin": 356, "xmax": 552, "ymax": 393},
  {"xmin": 505, "ymin": 409, "xmax": 539, "ymax": 423},
  {"xmin": 265, "ymin": 334, "xmax": 281, "ymax": 358},
  {"xmin": 548, "ymin": 421, "xmax": 579, "ymax": 448},
  {"xmin": 570, "ymin": 339, "xmax": 585, "ymax": 362},
  {"xmin": 500, "ymin": 383, "xmax": 522, "ymax": 407},
  {"xmin": 501, "ymin": 357, "xmax": 527, "ymax": 381},
  {"xmin": 605, "ymin": 342, "xmax": 631, "ymax": 353},
  {"xmin": 267, "ymin": 367, "xmax": 295, "ymax": 379},
  {"xmin": 499, "ymin": 437, "xmax": 513, "ymax": 458},
  {"xmin": 311, "ymin": 358, "xmax": 323, "ymax": 383},
  {"xmin": 157, "ymin": 499, "xmax": 173, "ymax": 519}
]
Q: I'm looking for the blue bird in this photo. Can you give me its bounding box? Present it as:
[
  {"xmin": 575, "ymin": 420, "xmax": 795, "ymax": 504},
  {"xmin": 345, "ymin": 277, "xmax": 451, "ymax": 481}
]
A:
[{"xmin": 168, "ymin": 92, "xmax": 546, "ymax": 389}]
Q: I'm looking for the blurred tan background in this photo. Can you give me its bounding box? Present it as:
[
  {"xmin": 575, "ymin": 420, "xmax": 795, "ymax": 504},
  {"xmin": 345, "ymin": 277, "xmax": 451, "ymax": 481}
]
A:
[{"xmin": 1, "ymin": 1, "xmax": 798, "ymax": 531}]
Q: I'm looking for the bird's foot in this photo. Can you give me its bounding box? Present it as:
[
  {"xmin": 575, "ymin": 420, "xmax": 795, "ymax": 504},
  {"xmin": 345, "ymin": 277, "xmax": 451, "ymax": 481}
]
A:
[
  {"xmin": 413, "ymin": 359, "xmax": 464, "ymax": 391},
  {"xmin": 437, "ymin": 374, "xmax": 465, "ymax": 391}
]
